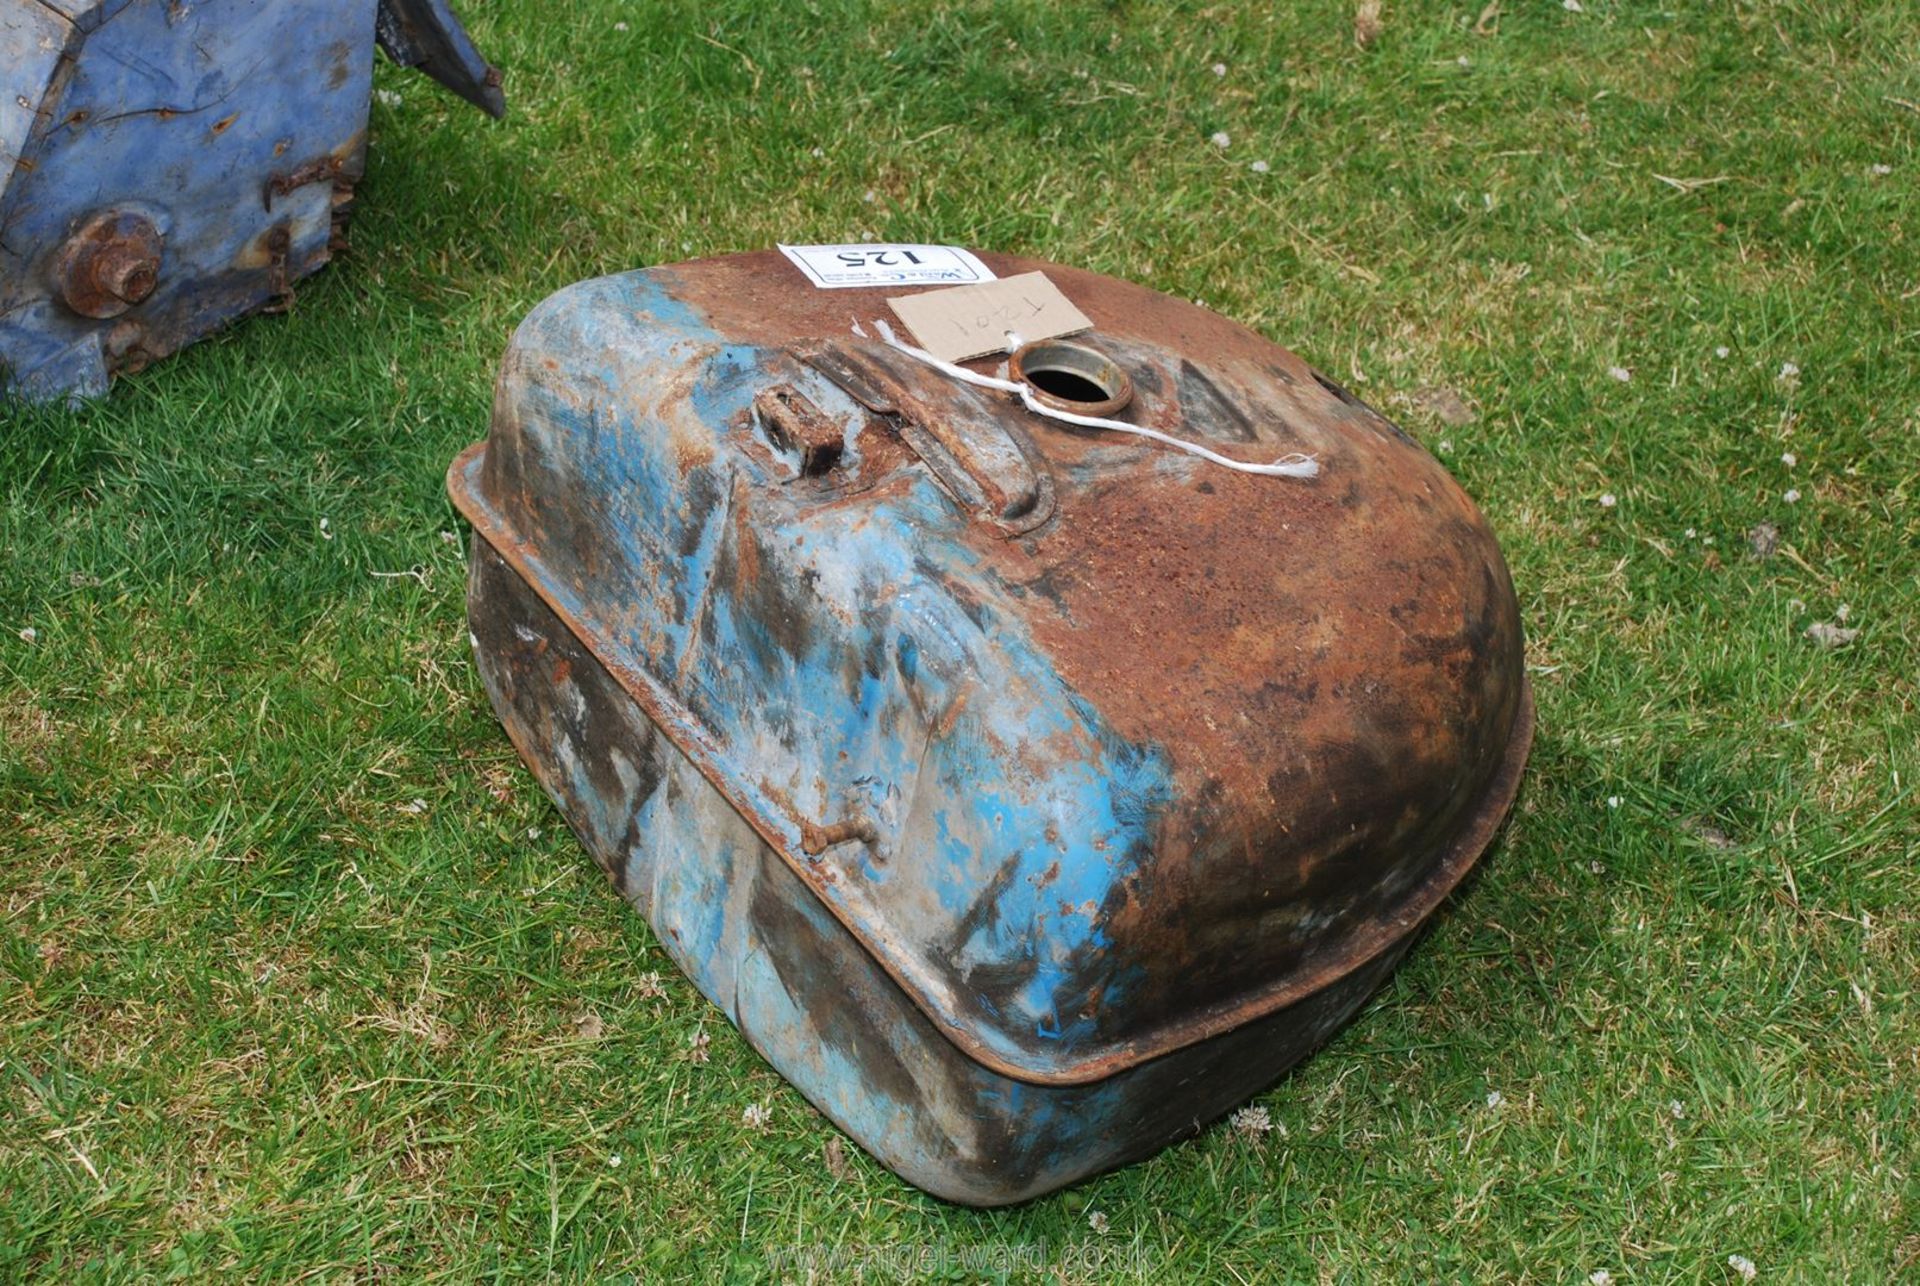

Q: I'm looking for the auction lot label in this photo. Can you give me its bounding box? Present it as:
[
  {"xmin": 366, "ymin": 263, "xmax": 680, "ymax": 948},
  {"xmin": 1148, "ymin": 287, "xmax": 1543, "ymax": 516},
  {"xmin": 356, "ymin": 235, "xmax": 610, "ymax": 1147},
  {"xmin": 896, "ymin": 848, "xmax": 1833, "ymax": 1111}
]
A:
[{"xmin": 778, "ymin": 243, "xmax": 997, "ymax": 289}]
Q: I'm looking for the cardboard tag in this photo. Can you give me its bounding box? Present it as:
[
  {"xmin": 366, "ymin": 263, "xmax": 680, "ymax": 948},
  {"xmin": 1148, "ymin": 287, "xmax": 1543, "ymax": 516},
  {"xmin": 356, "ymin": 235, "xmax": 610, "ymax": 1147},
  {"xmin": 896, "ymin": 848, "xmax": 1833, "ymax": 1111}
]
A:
[
  {"xmin": 887, "ymin": 272, "xmax": 1093, "ymax": 364},
  {"xmin": 778, "ymin": 243, "xmax": 996, "ymax": 289}
]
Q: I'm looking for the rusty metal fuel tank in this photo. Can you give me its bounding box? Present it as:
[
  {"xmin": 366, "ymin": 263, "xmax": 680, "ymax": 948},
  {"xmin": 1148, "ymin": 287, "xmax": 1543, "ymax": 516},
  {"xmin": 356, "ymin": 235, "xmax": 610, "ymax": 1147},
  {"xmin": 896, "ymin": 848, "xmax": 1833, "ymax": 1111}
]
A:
[
  {"xmin": 1, "ymin": 0, "xmax": 501, "ymax": 403},
  {"xmin": 449, "ymin": 249, "xmax": 1534, "ymax": 1205}
]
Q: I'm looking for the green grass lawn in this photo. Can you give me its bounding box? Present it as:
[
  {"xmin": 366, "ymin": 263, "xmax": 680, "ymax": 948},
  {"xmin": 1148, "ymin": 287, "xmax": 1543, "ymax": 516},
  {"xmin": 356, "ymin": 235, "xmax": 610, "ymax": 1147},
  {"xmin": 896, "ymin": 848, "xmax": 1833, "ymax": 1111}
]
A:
[{"xmin": 4, "ymin": 0, "xmax": 1917, "ymax": 1280}]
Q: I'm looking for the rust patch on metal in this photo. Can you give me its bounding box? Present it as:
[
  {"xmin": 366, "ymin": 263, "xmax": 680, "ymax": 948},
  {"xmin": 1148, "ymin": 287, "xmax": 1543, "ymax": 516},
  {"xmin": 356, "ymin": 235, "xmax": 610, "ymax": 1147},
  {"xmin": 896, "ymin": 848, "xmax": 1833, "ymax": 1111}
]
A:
[
  {"xmin": 800, "ymin": 817, "xmax": 879, "ymax": 857},
  {"xmin": 263, "ymin": 136, "xmax": 363, "ymax": 213},
  {"xmin": 264, "ymin": 155, "xmax": 341, "ymax": 211},
  {"xmin": 994, "ymin": 353, "xmax": 1519, "ymax": 1038}
]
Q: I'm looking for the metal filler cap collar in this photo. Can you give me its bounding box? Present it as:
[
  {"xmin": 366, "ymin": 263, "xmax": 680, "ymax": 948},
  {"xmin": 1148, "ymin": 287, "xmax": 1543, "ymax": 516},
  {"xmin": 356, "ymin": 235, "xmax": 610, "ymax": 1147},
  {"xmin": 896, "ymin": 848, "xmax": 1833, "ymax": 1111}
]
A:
[{"xmin": 1008, "ymin": 338, "xmax": 1134, "ymax": 418}]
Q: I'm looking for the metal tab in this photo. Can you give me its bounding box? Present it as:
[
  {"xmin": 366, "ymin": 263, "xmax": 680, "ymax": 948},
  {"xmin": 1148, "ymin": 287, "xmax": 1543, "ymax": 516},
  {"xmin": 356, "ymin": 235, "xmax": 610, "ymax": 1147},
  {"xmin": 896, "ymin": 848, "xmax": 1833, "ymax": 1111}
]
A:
[{"xmin": 375, "ymin": 0, "xmax": 506, "ymax": 118}]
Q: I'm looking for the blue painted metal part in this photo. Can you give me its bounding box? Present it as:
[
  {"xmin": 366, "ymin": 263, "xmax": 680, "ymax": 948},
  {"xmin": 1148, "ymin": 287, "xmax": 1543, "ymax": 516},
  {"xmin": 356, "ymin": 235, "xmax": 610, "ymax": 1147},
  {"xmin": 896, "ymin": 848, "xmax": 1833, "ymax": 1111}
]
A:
[
  {"xmin": 0, "ymin": 0, "xmax": 498, "ymax": 404},
  {"xmin": 375, "ymin": 0, "xmax": 505, "ymax": 118},
  {"xmin": 452, "ymin": 250, "xmax": 1534, "ymax": 1203}
]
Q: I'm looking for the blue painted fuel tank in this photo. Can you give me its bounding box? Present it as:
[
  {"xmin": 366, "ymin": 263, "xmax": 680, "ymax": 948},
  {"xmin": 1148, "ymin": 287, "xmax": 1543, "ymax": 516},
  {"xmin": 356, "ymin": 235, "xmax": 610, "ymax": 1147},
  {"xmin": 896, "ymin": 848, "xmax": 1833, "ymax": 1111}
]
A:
[
  {"xmin": 0, "ymin": 0, "xmax": 499, "ymax": 403},
  {"xmin": 451, "ymin": 250, "xmax": 1534, "ymax": 1204}
]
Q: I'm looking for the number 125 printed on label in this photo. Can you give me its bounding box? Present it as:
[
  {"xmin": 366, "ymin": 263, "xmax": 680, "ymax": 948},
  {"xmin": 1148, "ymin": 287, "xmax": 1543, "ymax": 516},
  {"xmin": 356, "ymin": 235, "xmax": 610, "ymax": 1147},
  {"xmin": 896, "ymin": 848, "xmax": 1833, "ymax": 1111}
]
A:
[{"xmin": 777, "ymin": 243, "xmax": 997, "ymax": 289}]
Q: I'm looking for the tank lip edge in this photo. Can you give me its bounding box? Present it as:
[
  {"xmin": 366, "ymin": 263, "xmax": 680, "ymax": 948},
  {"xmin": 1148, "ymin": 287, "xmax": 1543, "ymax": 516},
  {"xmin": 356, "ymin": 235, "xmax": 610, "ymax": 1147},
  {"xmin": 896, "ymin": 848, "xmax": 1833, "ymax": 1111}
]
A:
[{"xmin": 448, "ymin": 438, "xmax": 1537, "ymax": 1087}]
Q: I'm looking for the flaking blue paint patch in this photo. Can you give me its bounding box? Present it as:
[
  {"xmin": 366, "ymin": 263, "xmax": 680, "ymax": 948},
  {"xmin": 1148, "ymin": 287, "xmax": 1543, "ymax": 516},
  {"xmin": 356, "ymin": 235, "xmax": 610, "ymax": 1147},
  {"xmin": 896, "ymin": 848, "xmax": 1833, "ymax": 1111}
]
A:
[{"xmin": 462, "ymin": 266, "xmax": 1193, "ymax": 1080}]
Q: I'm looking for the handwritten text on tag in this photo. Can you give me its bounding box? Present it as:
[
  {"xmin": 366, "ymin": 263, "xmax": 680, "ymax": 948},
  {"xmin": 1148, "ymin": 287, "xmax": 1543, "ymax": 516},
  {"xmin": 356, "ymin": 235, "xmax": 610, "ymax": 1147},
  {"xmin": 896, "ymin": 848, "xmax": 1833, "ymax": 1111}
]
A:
[{"xmin": 886, "ymin": 272, "xmax": 1093, "ymax": 363}]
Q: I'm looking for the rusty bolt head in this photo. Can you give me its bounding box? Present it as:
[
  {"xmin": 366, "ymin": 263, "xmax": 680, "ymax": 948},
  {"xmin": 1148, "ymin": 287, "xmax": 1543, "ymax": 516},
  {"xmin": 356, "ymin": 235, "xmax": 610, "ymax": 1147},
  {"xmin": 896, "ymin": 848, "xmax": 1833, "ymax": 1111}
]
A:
[{"xmin": 54, "ymin": 210, "xmax": 165, "ymax": 319}]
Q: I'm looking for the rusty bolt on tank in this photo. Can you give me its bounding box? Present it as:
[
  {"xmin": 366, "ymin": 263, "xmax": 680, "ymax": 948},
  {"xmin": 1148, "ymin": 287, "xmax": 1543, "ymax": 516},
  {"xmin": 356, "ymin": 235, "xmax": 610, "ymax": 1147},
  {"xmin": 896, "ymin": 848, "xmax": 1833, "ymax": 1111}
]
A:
[{"xmin": 54, "ymin": 210, "xmax": 165, "ymax": 320}]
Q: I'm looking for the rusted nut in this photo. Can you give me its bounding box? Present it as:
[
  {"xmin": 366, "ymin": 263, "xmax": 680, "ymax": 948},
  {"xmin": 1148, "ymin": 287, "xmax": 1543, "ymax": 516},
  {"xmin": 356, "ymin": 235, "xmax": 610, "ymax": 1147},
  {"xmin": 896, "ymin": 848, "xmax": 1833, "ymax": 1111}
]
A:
[
  {"xmin": 799, "ymin": 817, "xmax": 878, "ymax": 856},
  {"xmin": 54, "ymin": 210, "xmax": 164, "ymax": 319},
  {"xmin": 102, "ymin": 319, "xmax": 153, "ymax": 376},
  {"xmin": 105, "ymin": 258, "xmax": 157, "ymax": 304},
  {"xmin": 1009, "ymin": 339, "xmax": 1134, "ymax": 418}
]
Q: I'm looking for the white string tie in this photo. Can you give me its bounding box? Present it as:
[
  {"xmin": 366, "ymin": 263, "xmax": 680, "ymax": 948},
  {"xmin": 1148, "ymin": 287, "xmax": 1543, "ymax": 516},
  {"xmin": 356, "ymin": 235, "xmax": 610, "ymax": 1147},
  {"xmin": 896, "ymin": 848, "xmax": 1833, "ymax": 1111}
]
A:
[{"xmin": 871, "ymin": 319, "xmax": 1319, "ymax": 479}]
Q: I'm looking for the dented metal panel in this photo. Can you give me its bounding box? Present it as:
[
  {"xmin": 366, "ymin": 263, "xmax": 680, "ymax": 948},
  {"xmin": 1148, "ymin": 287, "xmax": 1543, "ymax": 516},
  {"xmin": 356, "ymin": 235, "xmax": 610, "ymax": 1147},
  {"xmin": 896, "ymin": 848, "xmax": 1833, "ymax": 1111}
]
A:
[
  {"xmin": 0, "ymin": 0, "xmax": 498, "ymax": 403},
  {"xmin": 452, "ymin": 250, "xmax": 1533, "ymax": 1202}
]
